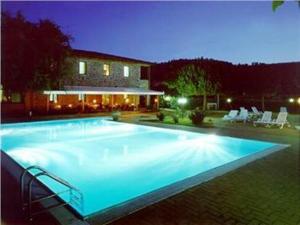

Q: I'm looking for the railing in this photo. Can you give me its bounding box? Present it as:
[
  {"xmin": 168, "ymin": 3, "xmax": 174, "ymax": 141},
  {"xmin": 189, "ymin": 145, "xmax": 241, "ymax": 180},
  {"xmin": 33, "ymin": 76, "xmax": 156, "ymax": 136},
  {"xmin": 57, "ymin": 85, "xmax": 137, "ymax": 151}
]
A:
[{"xmin": 20, "ymin": 165, "xmax": 84, "ymax": 221}]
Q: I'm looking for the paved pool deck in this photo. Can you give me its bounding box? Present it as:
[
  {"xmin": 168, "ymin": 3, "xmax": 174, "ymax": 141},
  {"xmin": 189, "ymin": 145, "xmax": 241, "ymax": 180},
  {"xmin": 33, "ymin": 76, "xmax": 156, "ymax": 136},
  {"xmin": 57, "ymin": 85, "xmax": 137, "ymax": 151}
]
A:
[
  {"xmin": 1, "ymin": 112, "xmax": 300, "ymax": 225},
  {"xmin": 106, "ymin": 115, "xmax": 300, "ymax": 225}
]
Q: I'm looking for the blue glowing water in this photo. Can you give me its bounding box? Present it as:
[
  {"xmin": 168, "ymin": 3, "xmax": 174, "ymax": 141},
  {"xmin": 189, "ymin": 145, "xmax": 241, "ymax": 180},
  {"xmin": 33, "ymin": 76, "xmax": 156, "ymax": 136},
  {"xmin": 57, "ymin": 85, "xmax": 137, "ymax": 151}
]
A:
[{"xmin": 1, "ymin": 118, "xmax": 276, "ymax": 217}]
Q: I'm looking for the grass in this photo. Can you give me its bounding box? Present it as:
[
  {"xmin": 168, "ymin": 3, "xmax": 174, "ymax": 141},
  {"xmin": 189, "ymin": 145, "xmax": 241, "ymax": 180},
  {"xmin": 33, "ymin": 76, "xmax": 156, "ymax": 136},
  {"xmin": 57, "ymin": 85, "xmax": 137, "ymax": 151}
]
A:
[{"xmin": 155, "ymin": 110, "xmax": 300, "ymax": 130}]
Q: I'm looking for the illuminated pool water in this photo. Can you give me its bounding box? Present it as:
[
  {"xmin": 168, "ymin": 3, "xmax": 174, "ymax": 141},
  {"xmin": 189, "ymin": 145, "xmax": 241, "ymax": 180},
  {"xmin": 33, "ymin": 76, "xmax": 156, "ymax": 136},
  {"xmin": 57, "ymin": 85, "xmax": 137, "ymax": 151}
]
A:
[{"xmin": 0, "ymin": 118, "xmax": 284, "ymax": 221}]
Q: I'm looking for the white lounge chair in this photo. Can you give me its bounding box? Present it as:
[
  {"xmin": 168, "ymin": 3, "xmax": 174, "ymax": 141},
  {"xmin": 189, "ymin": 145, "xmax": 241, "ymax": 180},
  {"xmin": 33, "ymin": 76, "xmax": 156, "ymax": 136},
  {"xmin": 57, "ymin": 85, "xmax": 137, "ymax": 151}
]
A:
[
  {"xmin": 233, "ymin": 109, "xmax": 248, "ymax": 123},
  {"xmin": 251, "ymin": 106, "xmax": 262, "ymax": 116},
  {"xmin": 280, "ymin": 107, "xmax": 287, "ymax": 113},
  {"xmin": 269, "ymin": 112, "xmax": 289, "ymax": 129},
  {"xmin": 222, "ymin": 110, "xmax": 238, "ymax": 121},
  {"xmin": 253, "ymin": 111, "xmax": 272, "ymax": 126}
]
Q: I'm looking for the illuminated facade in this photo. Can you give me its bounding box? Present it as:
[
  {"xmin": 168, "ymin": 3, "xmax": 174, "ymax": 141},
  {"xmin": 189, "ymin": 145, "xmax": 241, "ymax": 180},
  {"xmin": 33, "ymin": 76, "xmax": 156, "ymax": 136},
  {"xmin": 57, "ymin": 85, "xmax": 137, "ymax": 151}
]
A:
[{"xmin": 25, "ymin": 49, "xmax": 164, "ymax": 114}]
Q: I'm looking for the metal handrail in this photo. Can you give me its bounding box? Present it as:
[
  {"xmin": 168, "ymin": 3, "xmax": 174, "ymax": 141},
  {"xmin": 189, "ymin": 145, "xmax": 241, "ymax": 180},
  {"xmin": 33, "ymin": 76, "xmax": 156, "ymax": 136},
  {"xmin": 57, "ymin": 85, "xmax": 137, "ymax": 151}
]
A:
[{"xmin": 20, "ymin": 165, "xmax": 84, "ymax": 221}]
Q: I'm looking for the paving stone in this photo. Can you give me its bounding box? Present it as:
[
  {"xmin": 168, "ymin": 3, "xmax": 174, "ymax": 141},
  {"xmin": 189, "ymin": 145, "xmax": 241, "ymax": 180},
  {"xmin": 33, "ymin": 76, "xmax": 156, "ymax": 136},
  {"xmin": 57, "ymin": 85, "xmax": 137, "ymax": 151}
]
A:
[{"xmin": 108, "ymin": 122, "xmax": 300, "ymax": 225}]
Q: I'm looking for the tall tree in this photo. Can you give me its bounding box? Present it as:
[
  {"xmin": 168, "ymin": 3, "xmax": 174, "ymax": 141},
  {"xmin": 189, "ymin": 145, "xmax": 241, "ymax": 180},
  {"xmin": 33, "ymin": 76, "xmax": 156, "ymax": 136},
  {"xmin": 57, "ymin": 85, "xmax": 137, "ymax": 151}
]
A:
[
  {"xmin": 272, "ymin": 0, "xmax": 300, "ymax": 11},
  {"xmin": 165, "ymin": 64, "xmax": 219, "ymax": 111},
  {"xmin": 1, "ymin": 12, "xmax": 72, "ymax": 96}
]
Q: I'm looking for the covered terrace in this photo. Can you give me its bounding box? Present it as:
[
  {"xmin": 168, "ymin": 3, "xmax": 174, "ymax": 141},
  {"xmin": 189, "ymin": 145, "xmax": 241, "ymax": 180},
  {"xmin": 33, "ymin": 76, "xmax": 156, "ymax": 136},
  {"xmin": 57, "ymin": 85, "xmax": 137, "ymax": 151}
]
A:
[{"xmin": 43, "ymin": 86, "xmax": 164, "ymax": 113}]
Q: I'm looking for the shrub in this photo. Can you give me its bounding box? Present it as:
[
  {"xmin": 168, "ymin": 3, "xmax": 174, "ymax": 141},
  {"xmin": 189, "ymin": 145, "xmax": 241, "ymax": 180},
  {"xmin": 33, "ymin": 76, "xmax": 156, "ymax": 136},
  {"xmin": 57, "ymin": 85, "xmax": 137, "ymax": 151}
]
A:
[
  {"xmin": 189, "ymin": 110, "xmax": 206, "ymax": 126},
  {"xmin": 156, "ymin": 112, "xmax": 165, "ymax": 121},
  {"xmin": 171, "ymin": 114, "xmax": 179, "ymax": 124},
  {"xmin": 112, "ymin": 111, "xmax": 121, "ymax": 121}
]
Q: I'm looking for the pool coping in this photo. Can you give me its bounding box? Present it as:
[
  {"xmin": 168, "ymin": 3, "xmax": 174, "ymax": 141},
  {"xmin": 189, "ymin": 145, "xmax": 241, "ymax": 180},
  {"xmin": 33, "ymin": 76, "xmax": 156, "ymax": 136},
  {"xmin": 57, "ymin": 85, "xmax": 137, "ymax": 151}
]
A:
[
  {"xmin": 85, "ymin": 143, "xmax": 289, "ymax": 225},
  {"xmin": 1, "ymin": 118, "xmax": 290, "ymax": 225}
]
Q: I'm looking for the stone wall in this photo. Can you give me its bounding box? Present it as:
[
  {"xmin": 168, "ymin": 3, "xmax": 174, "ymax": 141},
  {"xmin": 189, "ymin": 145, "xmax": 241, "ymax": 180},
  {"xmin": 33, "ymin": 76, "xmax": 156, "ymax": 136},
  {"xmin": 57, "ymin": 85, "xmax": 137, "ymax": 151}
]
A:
[{"xmin": 64, "ymin": 57, "xmax": 149, "ymax": 88}]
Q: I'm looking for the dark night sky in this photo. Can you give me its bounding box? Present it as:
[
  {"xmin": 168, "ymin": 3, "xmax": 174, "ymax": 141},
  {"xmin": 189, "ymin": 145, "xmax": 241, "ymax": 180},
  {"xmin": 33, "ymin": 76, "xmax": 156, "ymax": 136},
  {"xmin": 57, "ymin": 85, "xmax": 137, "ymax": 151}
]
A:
[{"xmin": 2, "ymin": 1, "xmax": 300, "ymax": 64}]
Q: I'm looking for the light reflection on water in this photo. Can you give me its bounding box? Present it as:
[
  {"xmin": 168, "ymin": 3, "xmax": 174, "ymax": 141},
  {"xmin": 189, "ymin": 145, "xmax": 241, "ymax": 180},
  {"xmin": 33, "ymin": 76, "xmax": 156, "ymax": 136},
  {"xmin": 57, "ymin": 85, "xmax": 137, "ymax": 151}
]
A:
[{"xmin": 1, "ymin": 118, "xmax": 275, "ymax": 216}]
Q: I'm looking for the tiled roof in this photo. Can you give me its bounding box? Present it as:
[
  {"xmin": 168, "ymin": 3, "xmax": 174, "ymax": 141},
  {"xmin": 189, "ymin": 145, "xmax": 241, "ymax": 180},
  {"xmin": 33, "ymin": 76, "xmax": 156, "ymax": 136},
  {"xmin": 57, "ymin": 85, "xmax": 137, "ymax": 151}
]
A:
[{"xmin": 72, "ymin": 49, "xmax": 153, "ymax": 65}]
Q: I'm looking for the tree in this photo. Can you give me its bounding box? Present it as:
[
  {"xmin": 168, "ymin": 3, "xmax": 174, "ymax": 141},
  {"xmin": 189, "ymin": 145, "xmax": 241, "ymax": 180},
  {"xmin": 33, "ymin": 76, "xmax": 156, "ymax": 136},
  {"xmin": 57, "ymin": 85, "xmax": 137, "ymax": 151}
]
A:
[
  {"xmin": 272, "ymin": 0, "xmax": 300, "ymax": 11},
  {"xmin": 1, "ymin": 11, "xmax": 72, "ymax": 96},
  {"xmin": 165, "ymin": 64, "xmax": 219, "ymax": 111}
]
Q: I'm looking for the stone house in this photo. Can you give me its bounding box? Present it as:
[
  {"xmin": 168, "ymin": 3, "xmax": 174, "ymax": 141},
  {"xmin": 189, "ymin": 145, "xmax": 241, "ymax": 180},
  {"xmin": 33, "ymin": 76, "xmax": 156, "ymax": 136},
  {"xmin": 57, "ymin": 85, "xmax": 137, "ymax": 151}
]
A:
[{"xmin": 2, "ymin": 49, "xmax": 163, "ymax": 115}]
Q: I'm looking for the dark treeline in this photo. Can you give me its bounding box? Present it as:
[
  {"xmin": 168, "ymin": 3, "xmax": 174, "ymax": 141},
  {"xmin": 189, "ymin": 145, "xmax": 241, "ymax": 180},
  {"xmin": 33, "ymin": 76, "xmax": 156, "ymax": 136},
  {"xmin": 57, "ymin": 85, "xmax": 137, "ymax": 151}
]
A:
[{"xmin": 150, "ymin": 59, "xmax": 300, "ymax": 97}]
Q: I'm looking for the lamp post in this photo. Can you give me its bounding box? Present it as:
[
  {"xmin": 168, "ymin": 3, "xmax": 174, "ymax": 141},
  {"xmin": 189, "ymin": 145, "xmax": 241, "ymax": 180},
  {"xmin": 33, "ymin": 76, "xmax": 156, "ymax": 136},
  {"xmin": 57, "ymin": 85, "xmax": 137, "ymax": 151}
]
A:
[
  {"xmin": 226, "ymin": 97, "xmax": 232, "ymax": 109},
  {"xmin": 289, "ymin": 98, "xmax": 295, "ymax": 103}
]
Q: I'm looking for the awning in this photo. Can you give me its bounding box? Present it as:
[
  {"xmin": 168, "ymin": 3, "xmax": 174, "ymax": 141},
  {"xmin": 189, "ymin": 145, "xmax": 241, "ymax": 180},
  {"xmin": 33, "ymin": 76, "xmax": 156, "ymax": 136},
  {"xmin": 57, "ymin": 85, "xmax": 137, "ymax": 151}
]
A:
[{"xmin": 43, "ymin": 86, "xmax": 164, "ymax": 96}]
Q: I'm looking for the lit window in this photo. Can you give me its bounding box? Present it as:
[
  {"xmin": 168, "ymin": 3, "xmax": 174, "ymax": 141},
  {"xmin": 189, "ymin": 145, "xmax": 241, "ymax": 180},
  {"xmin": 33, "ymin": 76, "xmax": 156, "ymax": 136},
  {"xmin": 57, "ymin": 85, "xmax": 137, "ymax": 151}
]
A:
[
  {"xmin": 103, "ymin": 64, "xmax": 110, "ymax": 76},
  {"xmin": 124, "ymin": 66, "xmax": 129, "ymax": 77},
  {"xmin": 79, "ymin": 61, "xmax": 87, "ymax": 75}
]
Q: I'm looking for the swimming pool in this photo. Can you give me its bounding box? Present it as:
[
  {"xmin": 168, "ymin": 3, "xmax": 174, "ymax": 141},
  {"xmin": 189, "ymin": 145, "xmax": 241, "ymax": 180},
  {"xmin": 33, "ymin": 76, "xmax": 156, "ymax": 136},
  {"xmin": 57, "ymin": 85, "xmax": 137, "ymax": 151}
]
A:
[{"xmin": 1, "ymin": 118, "xmax": 287, "ymax": 223}]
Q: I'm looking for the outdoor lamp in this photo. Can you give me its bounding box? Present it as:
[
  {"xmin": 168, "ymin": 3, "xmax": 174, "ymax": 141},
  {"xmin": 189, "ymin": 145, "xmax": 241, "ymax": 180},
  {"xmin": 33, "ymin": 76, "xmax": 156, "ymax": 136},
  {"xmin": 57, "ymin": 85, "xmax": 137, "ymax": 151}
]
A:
[
  {"xmin": 289, "ymin": 98, "xmax": 294, "ymax": 103},
  {"xmin": 297, "ymin": 97, "xmax": 300, "ymax": 105},
  {"xmin": 226, "ymin": 98, "xmax": 232, "ymax": 103},
  {"xmin": 177, "ymin": 97, "xmax": 187, "ymax": 105}
]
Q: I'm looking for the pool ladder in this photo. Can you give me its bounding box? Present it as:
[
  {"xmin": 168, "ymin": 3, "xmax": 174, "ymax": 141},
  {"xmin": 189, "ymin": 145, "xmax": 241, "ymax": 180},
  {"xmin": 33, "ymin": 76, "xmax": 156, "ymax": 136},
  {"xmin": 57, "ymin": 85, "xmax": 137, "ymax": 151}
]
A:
[{"xmin": 20, "ymin": 165, "xmax": 84, "ymax": 222}]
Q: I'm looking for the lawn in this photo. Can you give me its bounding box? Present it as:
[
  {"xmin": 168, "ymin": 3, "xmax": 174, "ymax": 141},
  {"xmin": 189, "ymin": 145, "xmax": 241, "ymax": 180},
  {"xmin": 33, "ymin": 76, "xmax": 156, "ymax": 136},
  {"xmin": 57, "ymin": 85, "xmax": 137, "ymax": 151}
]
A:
[{"xmin": 154, "ymin": 109, "xmax": 300, "ymax": 130}]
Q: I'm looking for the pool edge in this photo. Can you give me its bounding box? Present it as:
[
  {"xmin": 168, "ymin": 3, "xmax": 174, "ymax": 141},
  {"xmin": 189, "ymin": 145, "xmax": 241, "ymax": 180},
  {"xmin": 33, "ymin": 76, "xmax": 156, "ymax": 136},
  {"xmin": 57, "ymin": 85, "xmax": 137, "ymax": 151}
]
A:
[{"xmin": 86, "ymin": 143, "xmax": 289, "ymax": 225}]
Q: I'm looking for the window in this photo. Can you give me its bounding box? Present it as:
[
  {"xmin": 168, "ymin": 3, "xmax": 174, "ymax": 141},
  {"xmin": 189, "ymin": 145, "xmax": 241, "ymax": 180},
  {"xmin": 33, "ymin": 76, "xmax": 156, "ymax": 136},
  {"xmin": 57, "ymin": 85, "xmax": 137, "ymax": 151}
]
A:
[
  {"xmin": 79, "ymin": 61, "xmax": 87, "ymax": 75},
  {"xmin": 141, "ymin": 66, "xmax": 149, "ymax": 80},
  {"xmin": 103, "ymin": 64, "xmax": 110, "ymax": 76},
  {"xmin": 124, "ymin": 66, "xmax": 129, "ymax": 77}
]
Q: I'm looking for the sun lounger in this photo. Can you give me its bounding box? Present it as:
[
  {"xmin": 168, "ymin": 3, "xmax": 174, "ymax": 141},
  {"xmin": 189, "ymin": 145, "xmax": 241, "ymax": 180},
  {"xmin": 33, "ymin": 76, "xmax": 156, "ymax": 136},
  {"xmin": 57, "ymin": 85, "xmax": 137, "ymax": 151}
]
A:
[
  {"xmin": 222, "ymin": 110, "xmax": 238, "ymax": 121},
  {"xmin": 253, "ymin": 111, "xmax": 272, "ymax": 126},
  {"xmin": 269, "ymin": 112, "xmax": 289, "ymax": 129},
  {"xmin": 233, "ymin": 109, "xmax": 248, "ymax": 123},
  {"xmin": 251, "ymin": 106, "xmax": 262, "ymax": 116},
  {"xmin": 280, "ymin": 107, "xmax": 287, "ymax": 113}
]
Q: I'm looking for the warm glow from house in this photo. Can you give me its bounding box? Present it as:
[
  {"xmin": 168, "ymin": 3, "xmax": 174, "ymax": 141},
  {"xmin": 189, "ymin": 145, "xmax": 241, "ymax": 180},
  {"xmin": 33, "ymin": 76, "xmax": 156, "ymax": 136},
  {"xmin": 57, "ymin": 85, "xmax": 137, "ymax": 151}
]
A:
[
  {"xmin": 154, "ymin": 98, "xmax": 158, "ymax": 103},
  {"xmin": 79, "ymin": 61, "xmax": 87, "ymax": 75},
  {"xmin": 93, "ymin": 99, "xmax": 97, "ymax": 104},
  {"xmin": 125, "ymin": 98, "xmax": 129, "ymax": 103},
  {"xmin": 78, "ymin": 94, "xmax": 84, "ymax": 101},
  {"xmin": 54, "ymin": 104, "xmax": 61, "ymax": 109},
  {"xmin": 68, "ymin": 104, "xmax": 73, "ymax": 108},
  {"xmin": 124, "ymin": 66, "xmax": 129, "ymax": 77},
  {"xmin": 297, "ymin": 98, "xmax": 300, "ymax": 105},
  {"xmin": 226, "ymin": 98, "xmax": 232, "ymax": 103},
  {"xmin": 103, "ymin": 64, "xmax": 110, "ymax": 76},
  {"xmin": 50, "ymin": 94, "xmax": 58, "ymax": 103}
]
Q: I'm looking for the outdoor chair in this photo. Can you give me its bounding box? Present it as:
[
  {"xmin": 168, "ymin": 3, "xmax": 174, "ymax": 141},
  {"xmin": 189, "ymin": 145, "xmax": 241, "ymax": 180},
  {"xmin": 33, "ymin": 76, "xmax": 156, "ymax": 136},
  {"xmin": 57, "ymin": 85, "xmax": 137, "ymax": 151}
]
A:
[
  {"xmin": 269, "ymin": 112, "xmax": 290, "ymax": 129},
  {"xmin": 253, "ymin": 111, "xmax": 272, "ymax": 127},
  {"xmin": 222, "ymin": 110, "xmax": 239, "ymax": 121},
  {"xmin": 233, "ymin": 109, "xmax": 248, "ymax": 123},
  {"xmin": 251, "ymin": 106, "xmax": 262, "ymax": 116},
  {"xmin": 280, "ymin": 107, "xmax": 287, "ymax": 113}
]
